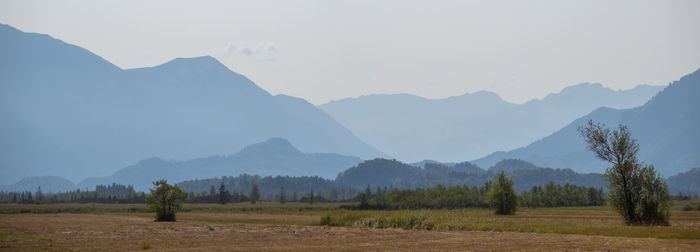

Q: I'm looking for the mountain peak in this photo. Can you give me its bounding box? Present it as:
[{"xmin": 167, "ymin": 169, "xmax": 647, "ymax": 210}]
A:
[
  {"xmin": 236, "ymin": 138, "xmax": 302, "ymax": 156},
  {"xmin": 156, "ymin": 55, "xmax": 228, "ymax": 72},
  {"xmin": 559, "ymin": 82, "xmax": 605, "ymax": 94}
]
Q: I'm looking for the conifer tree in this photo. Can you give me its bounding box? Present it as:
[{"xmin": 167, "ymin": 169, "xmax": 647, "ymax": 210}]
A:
[{"xmin": 250, "ymin": 184, "xmax": 260, "ymax": 204}]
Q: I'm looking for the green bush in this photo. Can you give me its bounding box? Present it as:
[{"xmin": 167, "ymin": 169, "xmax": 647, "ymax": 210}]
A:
[
  {"xmin": 487, "ymin": 171, "xmax": 518, "ymax": 215},
  {"xmin": 146, "ymin": 180, "xmax": 187, "ymax": 221}
]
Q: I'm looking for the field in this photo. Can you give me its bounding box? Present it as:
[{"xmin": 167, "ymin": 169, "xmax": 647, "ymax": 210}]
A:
[{"xmin": 2, "ymin": 202, "xmax": 700, "ymax": 251}]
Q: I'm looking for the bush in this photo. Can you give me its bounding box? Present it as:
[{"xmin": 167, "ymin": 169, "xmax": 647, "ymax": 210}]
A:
[
  {"xmin": 487, "ymin": 171, "xmax": 518, "ymax": 215},
  {"xmin": 146, "ymin": 180, "xmax": 187, "ymax": 221}
]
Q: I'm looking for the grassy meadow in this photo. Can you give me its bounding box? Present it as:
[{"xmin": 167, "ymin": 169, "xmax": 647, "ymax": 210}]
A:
[{"xmin": 2, "ymin": 201, "xmax": 700, "ymax": 250}]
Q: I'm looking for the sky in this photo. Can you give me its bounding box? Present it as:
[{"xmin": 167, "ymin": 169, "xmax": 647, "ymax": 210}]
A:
[{"xmin": 1, "ymin": 0, "xmax": 699, "ymax": 105}]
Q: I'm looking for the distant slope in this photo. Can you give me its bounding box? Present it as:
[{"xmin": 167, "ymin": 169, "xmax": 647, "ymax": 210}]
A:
[
  {"xmin": 473, "ymin": 68, "xmax": 700, "ymax": 177},
  {"xmin": 78, "ymin": 138, "xmax": 363, "ymax": 191},
  {"xmin": 667, "ymin": 168, "xmax": 700, "ymax": 195},
  {"xmin": 0, "ymin": 176, "xmax": 75, "ymax": 193},
  {"xmin": 320, "ymin": 83, "xmax": 663, "ymax": 162},
  {"xmin": 335, "ymin": 158, "xmax": 604, "ymax": 192},
  {"xmin": 0, "ymin": 24, "xmax": 384, "ymax": 184}
]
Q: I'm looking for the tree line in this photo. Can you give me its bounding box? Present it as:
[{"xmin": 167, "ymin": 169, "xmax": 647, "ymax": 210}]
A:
[
  {"xmin": 0, "ymin": 185, "xmax": 145, "ymax": 204},
  {"xmin": 343, "ymin": 177, "xmax": 605, "ymax": 210}
]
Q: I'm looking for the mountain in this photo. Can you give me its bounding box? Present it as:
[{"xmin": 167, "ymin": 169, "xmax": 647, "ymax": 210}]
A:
[
  {"xmin": 336, "ymin": 159, "xmax": 425, "ymax": 188},
  {"xmin": 473, "ymin": 68, "xmax": 700, "ymax": 177},
  {"xmin": 319, "ymin": 83, "xmax": 663, "ymax": 162},
  {"xmin": 335, "ymin": 158, "xmax": 604, "ymax": 192},
  {"xmin": 0, "ymin": 176, "xmax": 75, "ymax": 193},
  {"xmin": 77, "ymin": 138, "xmax": 363, "ymax": 191},
  {"xmin": 410, "ymin": 160, "xmax": 457, "ymax": 168},
  {"xmin": 667, "ymin": 168, "xmax": 700, "ymax": 195},
  {"xmin": 0, "ymin": 24, "xmax": 384, "ymax": 184},
  {"xmin": 177, "ymin": 174, "xmax": 348, "ymax": 201},
  {"xmin": 488, "ymin": 159, "xmax": 538, "ymax": 174}
]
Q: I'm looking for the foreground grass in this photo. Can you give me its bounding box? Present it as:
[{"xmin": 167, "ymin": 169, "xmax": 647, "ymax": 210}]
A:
[
  {"xmin": 0, "ymin": 202, "xmax": 343, "ymax": 214},
  {"xmin": 4, "ymin": 213, "xmax": 699, "ymax": 251},
  {"xmin": 320, "ymin": 207, "xmax": 700, "ymax": 239},
  {"xmin": 2, "ymin": 202, "xmax": 699, "ymax": 240}
]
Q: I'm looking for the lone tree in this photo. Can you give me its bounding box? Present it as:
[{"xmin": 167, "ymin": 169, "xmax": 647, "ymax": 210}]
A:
[
  {"xmin": 487, "ymin": 171, "xmax": 518, "ymax": 215},
  {"xmin": 146, "ymin": 180, "xmax": 187, "ymax": 221},
  {"xmin": 218, "ymin": 182, "xmax": 229, "ymax": 205},
  {"xmin": 308, "ymin": 190, "xmax": 316, "ymax": 204},
  {"xmin": 250, "ymin": 184, "xmax": 260, "ymax": 204},
  {"xmin": 279, "ymin": 187, "xmax": 286, "ymax": 204},
  {"xmin": 579, "ymin": 120, "xmax": 671, "ymax": 225},
  {"xmin": 209, "ymin": 185, "xmax": 216, "ymax": 203}
]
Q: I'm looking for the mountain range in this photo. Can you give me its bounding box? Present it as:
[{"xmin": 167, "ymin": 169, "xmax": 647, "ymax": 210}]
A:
[
  {"xmin": 473, "ymin": 68, "xmax": 700, "ymax": 177},
  {"xmin": 0, "ymin": 24, "xmax": 384, "ymax": 184},
  {"xmin": 1, "ymin": 22, "xmax": 697, "ymax": 189},
  {"xmin": 320, "ymin": 83, "xmax": 663, "ymax": 162},
  {"xmin": 78, "ymin": 138, "xmax": 362, "ymax": 191}
]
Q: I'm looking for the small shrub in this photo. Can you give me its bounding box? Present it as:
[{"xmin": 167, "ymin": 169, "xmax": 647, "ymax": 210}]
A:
[
  {"xmin": 389, "ymin": 213, "xmax": 434, "ymax": 230},
  {"xmin": 353, "ymin": 217, "xmax": 384, "ymax": 228},
  {"xmin": 320, "ymin": 214, "xmax": 333, "ymax": 226},
  {"xmin": 682, "ymin": 204, "xmax": 694, "ymax": 211},
  {"xmin": 141, "ymin": 244, "xmax": 152, "ymax": 250}
]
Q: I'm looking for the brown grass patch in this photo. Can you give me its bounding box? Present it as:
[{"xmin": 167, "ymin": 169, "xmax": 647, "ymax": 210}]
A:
[{"xmin": 1, "ymin": 213, "xmax": 699, "ymax": 251}]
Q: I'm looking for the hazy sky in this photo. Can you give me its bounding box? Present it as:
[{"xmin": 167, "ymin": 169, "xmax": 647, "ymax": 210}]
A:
[{"xmin": 2, "ymin": 0, "xmax": 699, "ymax": 105}]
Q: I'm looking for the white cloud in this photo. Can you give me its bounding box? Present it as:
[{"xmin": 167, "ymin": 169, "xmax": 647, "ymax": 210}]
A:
[{"xmin": 221, "ymin": 42, "xmax": 277, "ymax": 59}]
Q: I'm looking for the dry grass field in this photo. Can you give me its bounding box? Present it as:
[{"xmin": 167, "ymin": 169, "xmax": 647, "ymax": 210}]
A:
[{"xmin": 1, "ymin": 202, "xmax": 700, "ymax": 251}]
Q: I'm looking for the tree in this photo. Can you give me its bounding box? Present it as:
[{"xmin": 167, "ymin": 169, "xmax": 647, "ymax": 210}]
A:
[
  {"xmin": 146, "ymin": 180, "xmax": 188, "ymax": 221},
  {"xmin": 209, "ymin": 185, "xmax": 216, "ymax": 203},
  {"xmin": 308, "ymin": 190, "xmax": 316, "ymax": 204},
  {"xmin": 487, "ymin": 171, "xmax": 518, "ymax": 215},
  {"xmin": 250, "ymin": 184, "xmax": 260, "ymax": 204},
  {"xmin": 279, "ymin": 187, "xmax": 286, "ymax": 204},
  {"xmin": 579, "ymin": 120, "xmax": 671, "ymax": 225},
  {"xmin": 35, "ymin": 186, "xmax": 43, "ymax": 204},
  {"xmin": 218, "ymin": 182, "xmax": 229, "ymax": 205},
  {"xmin": 359, "ymin": 192, "xmax": 369, "ymax": 209}
]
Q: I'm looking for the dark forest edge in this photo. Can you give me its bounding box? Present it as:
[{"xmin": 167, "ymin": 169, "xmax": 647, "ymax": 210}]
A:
[{"xmin": 1, "ymin": 159, "xmax": 698, "ymax": 206}]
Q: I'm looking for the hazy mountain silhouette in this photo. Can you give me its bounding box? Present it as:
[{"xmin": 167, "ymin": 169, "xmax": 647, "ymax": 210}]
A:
[
  {"xmin": 473, "ymin": 68, "xmax": 700, "ymax": 177},
  {"xmin": 320, "ymin": 83, "xmax": 663, "ymax": 162},
  {"xmin": 78, "ymin": 138, "xmax": 362, "ymax": 191},
  {"xmin": 488, "ymin": 159, "xmax": 538, "ymax": 174},
  {"xmin": 0, "ymin": 176, "xmax": 75, "ymax": 193},
  {"xmin": 667, "ymin": 168, "xmax": 700, "ymax": 195},
  {"xmin": 335, "ymin": 158, "xmax": 604, "ymax": 192},
  {"xmin": 0, "ymin": 24, "xmax": 384, "ymax": 184}
]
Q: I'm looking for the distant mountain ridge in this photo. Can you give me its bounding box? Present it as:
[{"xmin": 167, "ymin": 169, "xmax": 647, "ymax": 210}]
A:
[
  {"xmin": 473, "ymin": 68, "xmax": 700, "ymax": 177},
  {"xmin": 0, "ymin": 176, "xmax": 75, "ymax": 193},
  {"xmin": 335, "ymin": 158, "xmax": 605, "ymax": 192},
  {"xmin": 78, "ymin": 138, "xmax": 363, "ymax": 191},
  {"xmin": 0, "ymin": 24, "xmax": 384, "ymax": 184},
  {"xmin": 320, "ymin": 83, "xmax": 664, "ymax": 162}
]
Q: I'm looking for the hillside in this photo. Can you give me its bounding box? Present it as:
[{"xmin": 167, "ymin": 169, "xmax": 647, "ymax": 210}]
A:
[
  {"xmin": 667, "ymin": 168, "xmax": 700, "ymax": 196},
  {"xmin": 0, "ymin": 176, "xmax": 75, "ymax": 193},
  {"xmin": 335, "ymin": 158, "xmax": 605, "ymax": 192},
  {"xmin": 0, "ymin": 24, "xmax": 384, "ymax": 184},
  {"xmin": 320, "ymin": 83, "xmax": 663, "ymax": 162},
  {"xmin": 77, "ymin": 138, "xmax": 363, "ymax": 191},
  {"xmin": 473, "ymin": 68, "xmax": 700, "ymax": 177}
]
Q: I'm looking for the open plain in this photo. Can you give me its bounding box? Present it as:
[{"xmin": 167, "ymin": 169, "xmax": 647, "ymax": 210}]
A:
[{"xmin": 2, "ymin": 203, "xmax": 700, "ymax": 251}]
